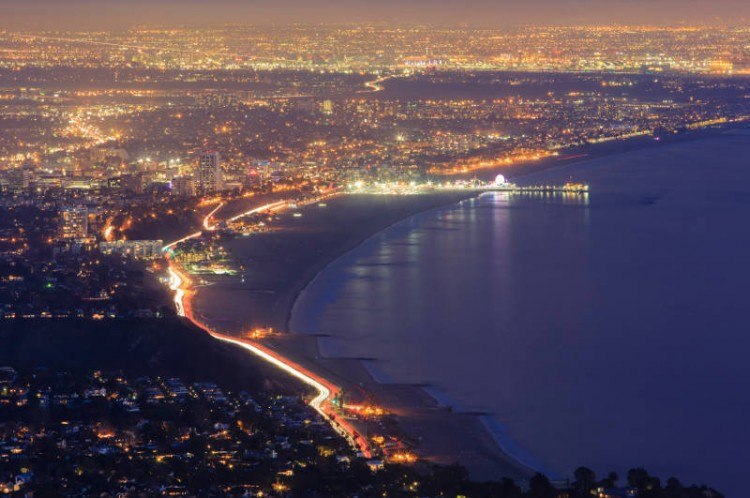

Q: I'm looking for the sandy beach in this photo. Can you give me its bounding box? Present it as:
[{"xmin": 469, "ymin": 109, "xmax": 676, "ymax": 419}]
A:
[
  {"xmin": 189, "ymin": 124, "xmax": 750, "ymax": 485},
  {"xmin": 190, "ymin": 192, "xmax": 538, "ymax": 480},
  {"xmin": 192, "ymin": 193, "xmax": 478, "ymax": 333}
]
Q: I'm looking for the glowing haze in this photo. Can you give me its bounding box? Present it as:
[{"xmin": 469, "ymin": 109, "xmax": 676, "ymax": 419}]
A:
[{"xmin": 2, "ymin": 0, "xmax": 749, "ymax": 28}]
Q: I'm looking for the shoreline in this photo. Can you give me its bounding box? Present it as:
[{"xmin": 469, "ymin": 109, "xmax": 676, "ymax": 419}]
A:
[
  {"xmin": 191, "ymin": 192, "xmax": 536, "ymax": 479},
  {"xmin": 465, "ymin": 119, "xmax": 750, "ymax": 184},
  {"xmin": 281, "ymin": 197, "xmax": 554, "ymax": 481},
  {"xmin": 192, "ymin": 121, "xmax": 750, "ymax": 481},
  {"xmin": 276, "ymin": 120, "xmax": 750, "ymax": 336},
  {"xmin": 278, "ymin": 195, "xmax": 478, "ymax": 333},
  {"xmin": 192, "ymin": 192, "xmax": 480, "ymax": 333}
]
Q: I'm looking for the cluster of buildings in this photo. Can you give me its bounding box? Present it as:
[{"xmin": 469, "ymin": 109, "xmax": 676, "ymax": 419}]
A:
[
  {"xmin": 0, "ymin": 368, "xmax": 352, "ymax": 496},
  {"xmin": 170, "ymin": 237, "xmax": 238, "ymax": 276},
  {"xmin": 98, "ymin": 239, "xmax": 163, "ymax": 260},
  {"xmin": 3, "ymin": 26, "xmax": 750, "ymax": 73},
  {"xmin": 0, "ymin": 151, "xmax": 222, "ymax": 199},
  {"xmin": 0, "ymin": 364, "xmax": 714, "ymax": 496},
  {"xmin": 0, "ymin": 199, "xmax": 172, "ymax": 319},
  {"xmin": 166, "ymin": 150, "xmax": 225, "ymax": 198},
  {"xmin": 4, "ymin": 71, "xmax": 748, "ymax": 200},
  {"xmin": 1, "ymin": 63, "xmax": 748, "ymax": 318}
]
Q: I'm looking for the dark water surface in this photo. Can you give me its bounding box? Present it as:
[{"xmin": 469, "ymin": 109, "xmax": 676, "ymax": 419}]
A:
[{"xmin": 291, "ymin": 132, "xmax": 750, "ymax": 496}]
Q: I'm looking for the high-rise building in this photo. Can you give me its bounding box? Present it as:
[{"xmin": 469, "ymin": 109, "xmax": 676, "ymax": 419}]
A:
[
  {"xmin": 196, "ymin": 150, "xmax": 222, "ymax": 195},
  {"xmin": 59, "ymin": 208, "xmax": 89, "ymax": 239},
  {"xmin": 6, "ymin": 168, "xmax": 33, "ymax": 194},
  {"xmin": 120, "ymin": 173, "xmax": 144, "ymax": 194},
  {"xmin": 320, "ymin": 100, "xmax": 334, "ymax": 115},
  {"xmin": 171, "ymin": 176, "xmax": 196, "ymax": 197}
]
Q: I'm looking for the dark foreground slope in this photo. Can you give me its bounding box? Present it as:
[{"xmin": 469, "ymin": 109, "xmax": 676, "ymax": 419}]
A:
[
  {"xmin": 0, "ymin": 319, "xmax": 726, "ymax": 497},
  {"xmin": 0, "ymin": 317, "xmax": 304, "ymax": 394}
]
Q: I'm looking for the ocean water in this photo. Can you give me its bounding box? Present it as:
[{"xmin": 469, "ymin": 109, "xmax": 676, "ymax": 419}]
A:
[{"xmin": 290, "ymin": 133, "xmax": 750, "ymax": 496}]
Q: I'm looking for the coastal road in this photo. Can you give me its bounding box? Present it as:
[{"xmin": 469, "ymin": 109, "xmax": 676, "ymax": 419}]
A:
[
  {"xmin": 162, "ymin": 199, "xmax": 287, "ymax": 252},
  {"xmin": 202, "ymin": 202, "xmax": 225, "ymax": 230},
  {"xmin": 163, "ymin": 197, "xmax": 371, "ymax": 457},
  {"xmin": 359, "ymin": 74, "xmax": 393, "ymax": 94}
]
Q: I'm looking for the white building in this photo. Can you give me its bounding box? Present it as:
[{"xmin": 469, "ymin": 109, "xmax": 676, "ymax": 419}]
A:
[{"xmin": 99, "ymin": 240, "xmax": 164, "ymax": 260}]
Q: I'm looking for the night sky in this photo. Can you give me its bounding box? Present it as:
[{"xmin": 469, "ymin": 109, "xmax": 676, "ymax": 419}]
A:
[{"xmin": 2, "ymin": 0, "xmax": 749, "ymax": 28}]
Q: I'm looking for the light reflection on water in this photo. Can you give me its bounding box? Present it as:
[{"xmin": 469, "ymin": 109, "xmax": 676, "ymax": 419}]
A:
[{"xmin": 291, "ymin": 135, "xmax": 750, "ymax": 496}]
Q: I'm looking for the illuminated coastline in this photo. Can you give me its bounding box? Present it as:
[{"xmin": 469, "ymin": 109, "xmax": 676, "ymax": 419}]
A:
[{"xmin": 164, "ymin": 198, "xmax": 373, "ymax": 458}]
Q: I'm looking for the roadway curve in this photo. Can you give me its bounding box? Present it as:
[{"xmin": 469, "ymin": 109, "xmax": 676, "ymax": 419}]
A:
[
  {"xmin": 359, "ymin": 74, "xmax": 392, "ymax": 94},
  {"xmin": 164, "ymin": 199, "xmax": 371, "ymax": 457}
]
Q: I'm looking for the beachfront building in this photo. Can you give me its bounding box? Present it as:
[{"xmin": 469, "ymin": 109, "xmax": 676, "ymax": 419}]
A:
[{"xmin": 99, "ymin": 240, "xmax": 164, "ymax": 260}]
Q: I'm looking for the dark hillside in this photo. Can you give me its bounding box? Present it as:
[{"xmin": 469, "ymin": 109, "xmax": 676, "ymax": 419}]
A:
[{"xmin": 0, "ymin": 318, "xmax": 306, "ymax": 394}]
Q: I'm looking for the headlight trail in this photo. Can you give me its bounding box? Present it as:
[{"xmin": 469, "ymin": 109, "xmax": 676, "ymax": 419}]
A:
[
  {"xmin": 202, "ymin": 202, "xmax": 225, "ymax": 230},
  {"xmin": 227, "ymin": 200, "xmax": 288, "ymax": 222},
  {"xmin": 164, "ymin": 197, "xmax": 371, "ymax": 457}
]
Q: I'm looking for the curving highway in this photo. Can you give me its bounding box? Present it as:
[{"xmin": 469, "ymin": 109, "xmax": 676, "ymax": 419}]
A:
[{"xmin": 163, "ymin": 198, "xmax": 371, "ymax": 457}]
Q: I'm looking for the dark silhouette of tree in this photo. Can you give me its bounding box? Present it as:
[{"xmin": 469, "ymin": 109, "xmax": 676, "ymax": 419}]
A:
[
  {"xmin": 528, "ymin": 473, "xmax": 557, "ymax": 498},
  {"xmin": 600, "ymin": 471, "xmax": 619, "ymax": 489},
  {"xmin": 484, "ymin": 477, "xmax": 524, "ymax": 498},
  {"xmin": 665, "ymin": 477, "xmax": 686, "ymax": 498},
  {"xmin": 573, "ymin": 466, "xmax": 596, "ymax": 497},
  {"xmin": 628, "ymin": 468, "xmax": 662, "ymax": 497}
]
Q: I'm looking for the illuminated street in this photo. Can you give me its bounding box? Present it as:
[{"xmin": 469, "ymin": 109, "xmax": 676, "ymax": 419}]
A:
[{"xmin": 164, "ymin": 198, "xmax": 373, "ymax": 458}]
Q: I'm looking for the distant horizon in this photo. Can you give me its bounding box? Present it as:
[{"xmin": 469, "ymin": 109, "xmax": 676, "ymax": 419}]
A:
[
  {"xmin": 2, "ymin": 0, "xmax": 750, "ymax": 29},
  {"xmin": 5, "ymin": 21, "xmax": 750, "ymax": 31}
]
